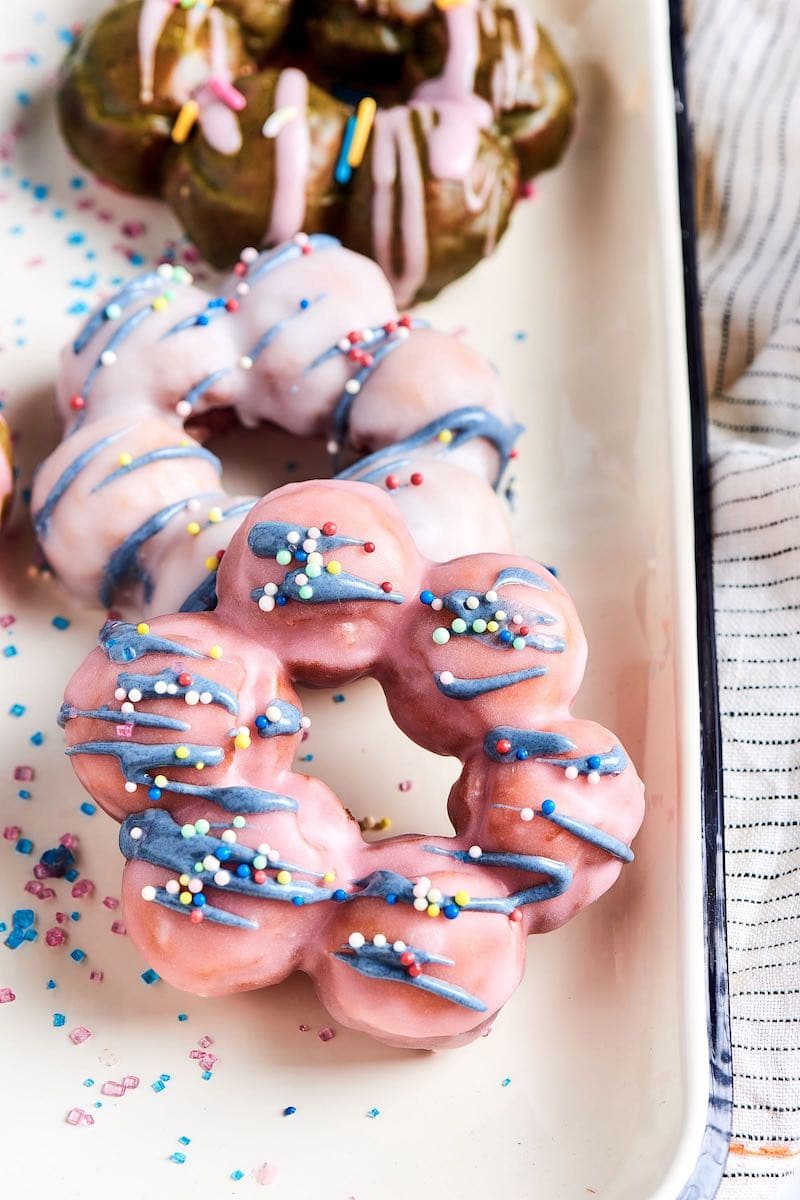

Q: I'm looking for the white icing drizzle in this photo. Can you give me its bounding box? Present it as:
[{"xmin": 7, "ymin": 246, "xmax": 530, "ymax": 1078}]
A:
[
  {"xmin": 371, "ymin": 107, "xmax": 429, "ymax": 308},
  {"xmin": 266, "ymin": 69, "xmax": 311, "ymax": 245},
  {"xmin": 138, "ymin": 0, "xmax": 174, "ymax": 104}
]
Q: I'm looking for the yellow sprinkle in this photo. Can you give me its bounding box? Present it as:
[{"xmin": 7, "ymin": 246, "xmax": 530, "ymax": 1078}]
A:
[
  {"xmin": 323, "ymin": 870, "xmax": 336, "ymax": 884},
  {"xmin": 179, "ymin": 874, "xmax": 190, "ymax": 887},
  {"xmin": 426, "ymin": 903, "xmax": 441, "ymax": 918},
  {"xmin": 487, "ymin": 620, "xmax": 499, "ymax": 633},
  {"xmin": 179, "ymin": 891, "xmax": 192, "ymax": 906},
  {"xmin": 326, "ymin": 560, "xmax": 342, "ymax": 575},
  {"xmin": 436, "ymin": 0, "xmax": 470, "ymax": 8},
  {"xmin": 437, "ymin": 429, "xmax": 454, "ymax": 444},
  {"xmin": 376, "ymin": 817, "xmax": 392, "ymax": 831},
  {"xmin": 136, "ymin": 622, "xmax": 150, "ymax": 635},
  {"xmin": 180, "ymin": 439, "xmax": 191, "ymax": 447},
  {"xmin": 234, "ymin": 733, "xmax": 251, "ymax": 750},
  {"xmin": 209, "ymin": 645, "xmax": 223, "ymax": 659},
  {"xmin": 151, "ymin": 295, "xmax": 168, "ymax": 312},
  {"xmin": 186, "ymin": 521, "xmax": 201, "ymax": 536},
  {"xmin": 171, "ymin": 99, "xmax": 200, "ymax": 145},
  {"xmin": 175, "ymin": 746, "xmax": 190, "ymax": 760},
  {"xmin": 208, "ymin": 506, "xmax": 223, "ymax": 523},
  {"xmin": 118, "ymin": 452, "xmax": 132, "ymax": 468},
  {"xmin": 347, "ymin": 96, "xmax": 377, "ymax": 168},
  {"xmin": 154, "ymin": 774, "xmax": 168, "ymax": 788},
  {"xmin": 454, "ymin": 890, "xmax": 470, "ymax": 907},
  {"xmin": 195, "ymin": 761, "xmax": 205, "ymax": 771},
  {"xmin": 205, "ymin": 555, "xmax": 220, "ymax": 572},
  {"xmin": 276, "ymin": 870, "xmax": 292, "ymax": 885}
]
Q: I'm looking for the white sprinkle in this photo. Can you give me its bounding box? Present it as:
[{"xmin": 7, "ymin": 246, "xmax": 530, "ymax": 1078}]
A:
[
  {"xmin": 258, "ymin": 595, "xmax": 275, "ymax": 613},
  {"xmin": 264, "ymin": 582, "xmax": 278, "ymax": 596},
  {"xmin": 348, "ymin": 931, "xmax": 366, "ymax": 950},
  {"xmin": 154, "ymin": 680, "xmax": 168, "ymax": 695},
  {"xmin": 413, "ymin": 897, "xmax": 428, "ymax": 912},
  {"xmin": 286, "ymin": 531, "xmax": 301, "ymax": 544},
  {"xmin": 393, "ymin": 940, "xmax": 406, "ymax": 953},
  {"xmin": 395, "ymin": 326, "xmax": 410, "ymax": 339},
  {"xmin": 372, "ymin": 933, "xmax": 387, "ymax": 947},
  {"xmin": 188, "ymin": 878, "xmax": 203, "ymax": 893},
  {"xmin": 300, "ymin": 715, "xmax": 311, "ymax": 730},
  {"xmin": 430, "ymin": 598, "xmax": 443, "ymax": 612},
  {"xmin": 239, "ymin": 355, "xmax": 253, "ymax": 371},
  {"xmin": 120, "ymin": 702, "xmax": 134, "ymax": 715},
  {"xmin": 165, "ymin": 879, "xmax": 180, "ymax": 895},
  {"xmin": 114, "ymin": 687, "xmax": 126, "ymax": 700},
  {"xmin": 129, "ymin": 826, "xmax": 143, "ymax": 839},
  {"xmin": 105, "ymin": 303, "xmax": 122, "ymax": 320},
  {"xmin": 141, "ymin": 885, "xmax": 156, "ymax": 901},
  {"xmin": 214, "ymin": 870, "xmax": 231, "ymax": 887},
  {"xmin": 175, "ymin": 400, "xmax": 192, "ymax": 418},
  {"xmin": 267, "ymin": 849, "xmax": 280, "ymax": 864},
  {"xmin": 485, "ymin": 590, "xmax": 498, "ymax": 603},
  {"xmin": 100, "ymin": 349, "xmax": 117, "ymax": 366},
  {"xmin": 307, "ymin": 552, "xmax": 323, "ymax": 565},
  {"xmin": 338, "ymin": 338, "xmax": 350, "ymax": 352},
  {"xmin": 565, "ymin": 765, "xmax": 579, "ymax": 781},
  {"xmin": 345, "ymin": 379, "xmax": 360, "ymax": 395},
  {"xmin": 426, "ymin": 888, "xmax": 443, "ymax": 904},
  {"xmin": 240, "ymin": 246, "xmax": 259, "ymax": 263},
  {"xmin": 494, "ymin": 610, "xmax": 507, "ymax": 622},
  {"xmin": 307, "ymin": 527, "xmax": 321, "ymax": 540},
  {"xmin": 520, "ymin": 807, "xmax": 534, "ymax": 822},
  {"xmin": 166, "ymin": 683, "xmax": 178, "ymax": 695},
  {"xmin": 262, "ymin": 105, "xmax": 299, "ymax": 138},
  {"xmin": 439, "ymin": 671, "xmax": 454, "ymax": 686},
  {"xmin": 236, "ymin": 282, "xmax": 250, "ymax": 297},
  {"xmin": 185, "ymin": 690, "xmax": 200, "ymax": 706},
  {"xmin": 125, "ymin": 782, "xmax": 138, "ymax": 794},
  {"xmin": 203, "ymin": 855, "xmax": 220, "ymax": 871},
  {"xmin": 326, "ymin": 440, "xmax": 340, "ymax": 455},
  {"xmin": 412, "ymin": 882, "xmax": 427, "ymax": 899},
  {"xmin": 512, "ymin": 613, "xmax": 523, "ymax": 625},
  {"xmin": 295, "ymin": 573, "xmax": 309, "ymax": 587},
  {"xmin": 157, "ymin": 263, "xmax": 174, "ymax": 279},
  {"xmin": 265, "ymin": 705, "xmax": 282, "ymax": 723},
  {"xmin": 465, "ymin": 596, "xmax": 479, "ymax": 610},
  {"xmin": 221, "ymin": 830, "xmax": 237, "ymax": 844},
  {"xmin": 588, "ymin": 771, "xmax": 600, "ymax": 785},
  {"xmin": 127, "ymin": 688, "xmax": 142, "ymax": 702},
  {"xmin": 186, "ymin": 498, "xmax": 201, "ymax": 512},
  {"xmin": 199, "ymin": 692, "xmax": 213, "ymax": 704},
  {"xmin": 302, "ymin": 539, "xmax": 317, "ymax": 553},
  {"xmin": 468, "ymin": 845, "xmax": 482, "ymax": 859},
  {"xmin": 293, "ymin": 233, "xmax": 309, "ymax": 247}
]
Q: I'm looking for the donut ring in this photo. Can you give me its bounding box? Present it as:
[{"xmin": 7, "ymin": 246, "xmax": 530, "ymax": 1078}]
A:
[
  {"xmin": 61, "ymin": 479, "xmax": 645, "ymax": 1049},
  {"xmin": 32, "ymin": 234, "xmax": 521, "ymax": 616},
  {"xmin": 58, "ymin": 0, "xmax": 575, "ymax": 303}
]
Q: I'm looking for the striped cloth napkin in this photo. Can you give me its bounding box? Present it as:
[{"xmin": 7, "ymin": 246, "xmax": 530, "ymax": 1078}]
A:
[{"xmin": 689, "ymin": 1, "xmax": 800, "ymax": 1195}]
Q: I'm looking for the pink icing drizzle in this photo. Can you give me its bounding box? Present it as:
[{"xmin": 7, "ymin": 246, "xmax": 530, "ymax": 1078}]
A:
[
  {"xmin": 371, "ymin": 107, "xmax": 428, "ymax": 308},
  {"xmin": 266, "ymin": 69, "xmax": 311, "ymax": 245},
  {"xmin": 137, "ymin": 0, "xmax": 174, "ymax": 103},
  {"xmin": 196, "ymin": 5, "xmax": 242, "ymax": 156}
]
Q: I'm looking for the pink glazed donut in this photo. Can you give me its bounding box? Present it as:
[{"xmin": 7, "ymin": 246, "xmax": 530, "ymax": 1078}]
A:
[{"xmin": 61, "ymin": 480, "xmax": 645, "ymax": 1050}]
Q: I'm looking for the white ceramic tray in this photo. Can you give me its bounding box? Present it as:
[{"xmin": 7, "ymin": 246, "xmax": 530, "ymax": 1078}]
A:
[{"xmin": 0, "ymin": 1, "xmax": 729, "ymax": 1196}]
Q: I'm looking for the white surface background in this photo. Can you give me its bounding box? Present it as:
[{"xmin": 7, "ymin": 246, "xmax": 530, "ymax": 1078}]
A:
[{"xmin": 0, "ymin": 2, "xmax": 709, "ymax": 1197}]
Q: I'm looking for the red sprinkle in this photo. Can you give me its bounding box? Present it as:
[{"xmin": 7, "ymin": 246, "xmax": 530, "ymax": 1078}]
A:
[
  {"xmin": 410, "ymin": 473, "xmax": 424, "ymax": 486},
  {"xmin": 509, "ymin": 909, "xmax": 523, "ymax": 923},
  {"xmin": 399, "ymin": 315, "xmax": 413, "ymax": 328},
  {"xmin": 509, "ymin": 449, "xmax": 519, "ymax": 459},
  {"xmin": 233, "ymin": 262, "xmax": 247, "ymax": 277},
  {"xmin": 380, "ymin": 582, "xmax": 393, "ymax": 593},
  {"xmin": 518, "ymin": 626, "xmax": 529, "ymax": 637},
  {"xmin": 322, "ymin": 522, "xmax": 337, "ymax": 537},
  {"xmin": 384, "ymin": 320, "xmax": 398, "ymax": 334},
  {"xmin": 177, "ymin": 673, "xmax": 193, "ymax": 687},
  {"xmin": 385, "ymin": 474, "xmax": 399, "ymax": 490},
  {"xmin": 301, "ymin": 243, "xmax": 313, "ymax": 255},
  {"xmin": 399, "ymin": 951, "xmax": 415, "ymax": 966},
  {"xmin": 225, "ymin": 298, "xmax": 239, "ymax": 313},
  {"xmin": 361, "ymin": 354, "xmax": 373, "ymax": 368},
  {"xmin": 69, "ymin": 395, "xmax": 85, "ymax": 411},
  {"xmin": 363, "ymin": 542, "xmax": 375, "ymax": 554},
  {"xmin": 189, "ymin": 909, "xmax": 204, "ymax": 924},
  {"xmin": 495, "ymin": 738, "xmax": 512, "ymax": 755},
  {"xmin": 407, "ymin": 963, "xmax": 423, "ymax": 978},
  {"xmin": 253, "ymin": 870, "xmax": 268, "ymax": 884},
  {"xmin": 347, "ymin": 330, "xmax": 362, "ymax": 345}
]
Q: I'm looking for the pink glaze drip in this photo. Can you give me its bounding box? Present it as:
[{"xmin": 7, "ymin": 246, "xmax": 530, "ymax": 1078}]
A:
[
  {"xmin": 137, "ymin": 0, "xmax": 174, "ymax": 103},
  {"xmin": 196, "ymin": 5, "xmax": 243, "ymax": 156},
  {"xmin": 266, "ymin": 70, "xmax": 310, "ymax": 246},
  {"xmin": 371, "ymin": 107, "xmax": 428, "ymax": 309}
]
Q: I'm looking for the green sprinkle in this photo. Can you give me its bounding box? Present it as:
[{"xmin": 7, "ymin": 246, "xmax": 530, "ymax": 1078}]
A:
[
  {"xmin": 298, "ymin": 585, "xmax": 313, "ymax": 600},
  {"xmin": 472, "ymin": 619, "xmax": 487, "ymax": 633},
  {"xmin": 276, "ymin": 550, "xmax": 292, "ymax": 566},
  {"xmin": 431, "ymin": 628, "xmax": 450, "ymax": 645},
  {"xmin": 451, "ymin": 618, "xmax": 467, "ymax": 634}
]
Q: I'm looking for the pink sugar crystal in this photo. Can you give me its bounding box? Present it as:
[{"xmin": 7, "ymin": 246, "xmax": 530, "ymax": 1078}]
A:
[
  {"xmin": 318, "ymin": 1027, "xmax": 336, "ymax": 1042},
  {"xmin": 69, "ymin": 1026, "xmax": 92, "ymax": 1045},
  {"xmin": 298, "ymin": 1024, "xmax": 310, "ymax": 1032},
  {"xmin": 32, "ymin": 865, "xmax": 49, "ymax": 882},
  {"xmin": 398, "ymin": 779, "xmax": 413, "ymax": 792},
  {"xmin": 0, "ymin": 614, "xmax": 16, "ymax": 628},
  {"xmin": 26, "ymin": 878, "xmax": 45, "ymax": 894},
  {"xmin": 101, "ymin": 1080, "xmax": 125, "ymax": 1097},
  {"xmin": 45, "ymin": 927, "xmax": 66, "ymax": 947},
  {"xmin": 59, "ymin": 833, "xmax": 79, "ymax": 850},
  {"xmin": 71, "ymin": 879, "xmax": 94, "ymax": 899},
  {"xmin": 13, "ymin": 766, "xmax": 33, "ymax": 781},
  {"xmin": 253, "ymin": 1162, "xmax": 279, "ymax": 1186},
  {"xmin": 198, "ymin": 1053, "xmax": 217, "ymax": 1070},
  {"xmin": 39, "ymin": 887, "xmax": 56, "ymax": 900},
  {"xmin": 110, "ymin": 920, "xmax": 126, "ymax": 935},
  {"xmin": 0, "ymin": 987, "xmax": 15, "ymax": 1003},
  {"xmin": 55, "ymin": 912, "xmax": 68, "ymax": 924},
  {"xmin": 102, "ymin": 897, "xmax": 119, "ymax": 910},
  {"xmin": 66, "ymin": 1108, "xmax": 94, "ymax": 1127},
  {"xmin": 3, "ymin": 825, "xmax": 20, "ymax": 840},
  {"xmin": 116, "ymin": 724, "xmax": 133, "ymax": 739},
  {"xmin": 189, "ymin": 1049, "xmax": 203, "ymax": 1060},
  {"xmin": 89, "ymin": 970, "xmax": 104, "ymax": 983},
  {"xmin": 121, "ymin": 1075, "xmax": 139, "ymax": 1090},
  {"xmin": 197, "ymin": 1034, "xmax": 214, "ymax": 1049}
]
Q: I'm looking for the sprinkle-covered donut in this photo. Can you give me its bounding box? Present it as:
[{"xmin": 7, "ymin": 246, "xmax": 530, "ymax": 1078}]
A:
[
  {"xmin": 32, "ymin": 233, "xmax": 521, "ymax": 615},
  {"xmin": 61, "ymin": 479, "xmax": 645, "ymax": 1050},
  {"xmin": 58, "ymin": 0, "xmax": 575, "ymax": 303}
]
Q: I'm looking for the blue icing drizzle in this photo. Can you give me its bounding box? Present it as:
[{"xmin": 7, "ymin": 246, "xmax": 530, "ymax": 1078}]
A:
[
  {"xmin": 423, "ymin": 845, "xmax": 572, "ymax": 911},
  {"xmin": 57, "ymin": 702, "xmax": 189, "ymax": 732},
  {"xmin": 149, "ymin": 886, "xmax": 258, "ymax": 929},
  {"xmin": 493, "ymin": 566, "xmax": 552, "ymax": 593},
  {"xmin": 333, "ymin": 942, "xmax": 487, "ymax": 1013},
  {"xmin": 251, "ymin": 569, "xmax": 404, "ymax": 607},
  {"xmin": 33, "ymin": 427, "xmax": 131, "ymax": 537},
  {"xmin": 329, "ymin": 330, "xmax": 420, "ymax": 454},
  {"xmin": 538, "ymin": 807, "xmax": 634, "ymax": 863},
  {"xmin": 91, "ymin": 444, "xmax": 222, "ymax": 492},
  {"xmin": 256, "ymin": 700, "xmax": 304, "ymax": 737},
  {"xmin": 66, "ymin": 742, "xmax": 298, "ymax": 814},
  {"xmin": 80, "ymin": 305, "xmax": 155, "ymax": 400},
  {"xmin": 120, "ymin": 809, "xmax": 330, "ymax": 902},
  {"xmin": 305, "ymin": 317, "xmax": 429, "ymax": 374},
  {"xmin": 181, "ymin": 367, "xmax": 231, "ymax": 413},
  {"xmin": 99, "ymin": 494, "xmax": 216, "ymax": 606},
  {"xmin": 115, "ymin": 667, "xmax": 239, "ymax": 715},
  {"xmin": 72, "ymin": 271, "xmax": 164, "ymax": 354},
  {"xmin": 440, "ymin": 570, "xmax": 565, "ymax": 655},
  {"xmin": 246, "ymin": 233, "xmax": 339, "ymax": 284},
  {"xmin": 247, "ymin": 521, "xmax": 363, "ymax": 558},
  {"xmin": 99, "ymin": 621, "xmax": 208, "ymax": 664},
  {"xmin": 484, "ymin": 727, "xmax": 576, "ymax": 763},
  {"xmin": 534, "ymin": 746, "xmax": 629, "ymax": 776},
  {"xmin": 179, "ymin": 571, "xmax": 218, "ymax": 613},
  {"xmin": 337, "ymin": 406, "xmax": 524, "ymax": 490},
  {"xmin": 433, "ymin": 666, "xmax": 546, "ymax": 700},
  {"xmin": 244, "ymin": 293, "xmax": 325, "ymax": 366}
]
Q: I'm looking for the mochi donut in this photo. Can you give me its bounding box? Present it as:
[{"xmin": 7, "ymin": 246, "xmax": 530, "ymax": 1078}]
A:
[
  {"xmin": 57, "ymin": 0, "xmax": 575, "ymax": 303},
  {"xmin": 32, "ymin": 233, "xmax": 522, "ymax": 616},
  {"xmin": 0, "ymin": 416, "xmax": 13, "ymax": 529},
  {"xmin": 61, "ymin": 479, "xmax": 645, "ymax": 1050}
]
